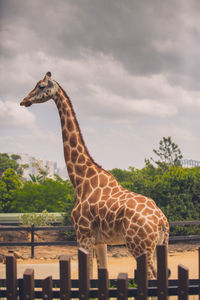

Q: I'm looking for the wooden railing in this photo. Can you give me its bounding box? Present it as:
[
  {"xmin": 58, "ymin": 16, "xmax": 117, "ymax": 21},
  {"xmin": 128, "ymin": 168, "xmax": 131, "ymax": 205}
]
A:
[
  {"xmin": 0, "ymin": 245, "xmax": 199, "ymax": 299},
  {"xmin": 0, "ymin": 224, "xmax": 76, "ymax": 258}
]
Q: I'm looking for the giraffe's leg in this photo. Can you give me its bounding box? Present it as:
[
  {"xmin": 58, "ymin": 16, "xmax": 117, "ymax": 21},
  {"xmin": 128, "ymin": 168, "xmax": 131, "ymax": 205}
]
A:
[
  {"xmin": 125, "ymin": 240, "xmax": 156, "ymax": 280},
  {"xmin": 146, "ymin": 251, "xmax": 156, "ymax": 279},
  {"xmin": 78, "ymin": 238, "xmax": 94, "ymax": 278},
  {"xmin": 94, "ymin": 244, "xmax": 108, "ymax": 269}
]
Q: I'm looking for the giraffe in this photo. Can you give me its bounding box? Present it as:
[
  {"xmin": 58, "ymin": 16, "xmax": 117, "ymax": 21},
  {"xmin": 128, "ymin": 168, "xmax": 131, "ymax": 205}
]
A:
[{"xmin": 20, "ymin": 72, "xmax": 169, "ymax": 279}]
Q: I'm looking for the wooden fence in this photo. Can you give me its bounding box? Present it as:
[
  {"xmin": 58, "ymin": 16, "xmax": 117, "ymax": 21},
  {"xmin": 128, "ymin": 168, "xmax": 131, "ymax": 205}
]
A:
[
  {"xmin": 0, "ymin": 245, "xmax": 199, "ymax": 299},
  {"xmin": 0, "ymin": 221, "xmax": 200, "ymax": 258},
  {"xmin": 0, "ymin": 225, "xmax": 76, "ymax": 258}
]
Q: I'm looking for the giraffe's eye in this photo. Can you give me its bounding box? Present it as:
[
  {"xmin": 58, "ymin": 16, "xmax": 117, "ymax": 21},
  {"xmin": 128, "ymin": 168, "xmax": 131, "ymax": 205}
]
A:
[{"xmin": 38, "ymin": 84, "xmax": 46, "ymax": 90}]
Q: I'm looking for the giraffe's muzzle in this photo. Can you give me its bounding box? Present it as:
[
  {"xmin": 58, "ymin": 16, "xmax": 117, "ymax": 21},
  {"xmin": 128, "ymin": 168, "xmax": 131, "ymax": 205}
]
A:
[{"xmin": 20, "ymin": 99, "xmax": 32, "ymax": 107}]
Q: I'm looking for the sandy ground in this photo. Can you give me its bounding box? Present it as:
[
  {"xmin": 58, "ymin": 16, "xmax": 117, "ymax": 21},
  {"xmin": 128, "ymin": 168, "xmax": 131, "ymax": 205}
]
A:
[{"xmin": 0, "ymin": 243, "xmax": 199, "ymax": 279}]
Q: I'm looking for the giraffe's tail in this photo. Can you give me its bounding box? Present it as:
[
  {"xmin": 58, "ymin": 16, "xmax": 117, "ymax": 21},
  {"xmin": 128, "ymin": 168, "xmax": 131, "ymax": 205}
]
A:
[
  {"xmin": 158, "ymin": 224, "xmax": 169, "ymax": 246},
  {"xmin": 158, "ymin": 224, "xmax": 171, "ymax": 278}
]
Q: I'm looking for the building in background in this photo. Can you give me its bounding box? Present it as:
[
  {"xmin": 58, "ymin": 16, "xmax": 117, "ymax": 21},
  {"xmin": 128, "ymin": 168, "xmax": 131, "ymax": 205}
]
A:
[
  {"xmin": 181, "ymin": 159, "xmax": 200, "ymax": 168},
  {"xmin": 16, "ymin": 153, "xmax": 68, "ymax": 180}
]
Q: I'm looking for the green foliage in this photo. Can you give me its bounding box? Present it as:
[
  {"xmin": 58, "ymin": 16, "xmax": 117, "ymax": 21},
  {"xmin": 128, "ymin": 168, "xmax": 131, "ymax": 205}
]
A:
[
  {"xmin": 59, "ymin": 179, "xmax": 76, "ymax": 224},
  {"xmin": 11, "ymin": 178, "xmax": 76, "ymax": 213},
  {"xmin": 30, "ymin": 161, "xmax": 49, "ymax": 181},
  {"xmin": 110, "ymin": 168, "xmax": 132, "ymax": 183},
  {"xmin": 19, "ymin": 210, "xmax": 56, "ymax": 226},
  {"xmin": 170, "ymin": 225, "xmax": 200, "ymax": 236},
  {"xmin": 60, "ymin": 179, "xmax": 77, "ymax": 240},
  {"xmin": 109, "ymin": 279, "xmax": 137, "ymax": 289},
  {"xmin": 0, "ymin": 153, "xmax": 28, "ymax": 178},
  {"xmin": 29, "ymin": 174, "xmax": 45, "ymax": 183},
  {"xmin": 0, "ymin": 168, "xmax": 22, "ymax": 212}
]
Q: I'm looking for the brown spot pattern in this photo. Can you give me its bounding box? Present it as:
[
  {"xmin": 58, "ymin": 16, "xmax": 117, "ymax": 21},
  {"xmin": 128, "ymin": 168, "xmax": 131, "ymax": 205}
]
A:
[
  {"xmin": 61, "ymin": 117, "xmax": 65, "ymax": 127},
  {"xmin": 90, "ymin": 175, "xmax": 98, "ymax": 188},
  {"xmin": 75, "ymin": 165, "xmax": 87, "ymax": 177},
  {"xmin": 75, "ymin": 176, "xmax": 83, "ymax": 186},
  {"xmin": 77, "ymin": 145, "xmax": 83, "ymax": 152},
  {"xmin": 71, "ymin": 150, "xmax": 79, "ymax": 163},
  {"xmin": 99, "ymin": 206, "xmax": 107, "ymax": 218},
  {"xmin": 137, "ymin": 204, "xmax": 145, "ymax": 212},
  {"xmin": 79, "ymin": 217, "xmax": 89, "ymax": 227},
  {"xmin": 62, "ymin": 129, "xmax": 68, "ymax": 142},
  {"xmin": 67, "ymin": 163, "xmax": 73, "ymax": 174},
  {"xmin": 82, "ymin": 180, "xmax": 92, "ymax": 200},
  {"xmin": 126, "ymin": 199, "xmax": 137, "ymax": 209},
  {"xmin": 99, "ymin": 174, "xmax": 108, "ymax": 187},
  {"xmin": 67, "ymin": 119, "xmax": 74, "ymax": 131},
  {"xmin": 88, "ymin": 188, "xmax": 101, "ymax": 204},
  {"xmin": 69, "ymin": 133, "xmax": 77, "ymax": 147},
  {"xmin": 125, "ymin": 208, "xmax": 133, "ymax": 219},
  {"xmin": 135, "ymin": 196, "xmax": 146, "ymax": 203},
  {"xmin": 64, "ymin": 145, "xmax": 70, "ymax": 160},
  {"xmin": 103, "ymin": 187, "xmax": 111, "ymax": 196},
  {"xmin": 86, "ymin": 167, "xmax": 96, "ymax": 178},
  {"xmin": 78, "ymin": 155, "xmax": 85, "ymax": 164}
]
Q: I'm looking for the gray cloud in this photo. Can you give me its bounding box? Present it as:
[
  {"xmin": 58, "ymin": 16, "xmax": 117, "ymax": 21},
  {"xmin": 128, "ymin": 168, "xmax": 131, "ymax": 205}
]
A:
[
  {"xmin": 1, "ymin": 0, "xmax": 199, "ymax": 79},
  {"xmin": 1, "ymin": 0, "xmax": 200, "ymax": 169}
]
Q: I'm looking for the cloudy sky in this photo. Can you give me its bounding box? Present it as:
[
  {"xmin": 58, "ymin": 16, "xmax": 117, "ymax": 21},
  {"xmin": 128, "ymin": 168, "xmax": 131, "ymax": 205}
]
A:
[{"xmin": 1, "ymin": 0, "xmax": 200, "ymax": 170}]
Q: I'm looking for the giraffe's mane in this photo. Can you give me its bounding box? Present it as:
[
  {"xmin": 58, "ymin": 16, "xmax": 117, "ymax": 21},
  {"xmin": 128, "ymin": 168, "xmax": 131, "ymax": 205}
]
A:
[{"xmin": 55, "ymin": 81, "xmax": 111, "ymax": 175}]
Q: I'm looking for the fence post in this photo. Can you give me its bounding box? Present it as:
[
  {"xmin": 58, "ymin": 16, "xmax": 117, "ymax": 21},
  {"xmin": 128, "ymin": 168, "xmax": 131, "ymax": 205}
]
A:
[
  {"xmin": 98, "ymin": 268, "xmax": 109, "ymax": 300},
  {"xmin": 59, "ymin": 255, "xmax": 71, "ymax": 300},
  {"xmin": 199, "ymin": 248, "xmax": 200, "ymax": 300},
  {"xmin": 178, "ymin": 265, "xmax": 189, "ymax": 300},
  {"xmin": 18, "ymin": 279, "xmax": 24, "ymax": 300},
  {"xmin": 31, "ymin": 224, "xmax": 35, "ymax": 258},
  {"xmin": 157, "ymin": 245, "xmax": 168, "ymax": 300},
  {"xmin": 136, "ymin": 253, "xmax": 147, "ymax": 300},
  {"xmin": 6, "ymin": 256, "xmax": 17, "ymax": 300},
  {"xmin": 78, "ymin": 248, "xmax": 89, "ymax": 300},
  {"xmin": 117, "ymin": 273, "xmax": 128, "ymax": 300},
  {"xmin": 42, "ymin": 276, "xmax": 52, "ymax": 300},
  {"xmin": 23, "ymin": 269, "xmax": 34, "ymax": 300}
]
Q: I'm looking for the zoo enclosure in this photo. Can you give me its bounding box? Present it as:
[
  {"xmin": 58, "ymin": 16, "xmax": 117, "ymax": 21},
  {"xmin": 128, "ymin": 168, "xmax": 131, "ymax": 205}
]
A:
[
  {"xmin": 0, "ymin": 245, "xmax": 200, "ymax": 299},
  {"xmin": 0, "ymin": 221, "xmax": 200, "ymax": 258}
]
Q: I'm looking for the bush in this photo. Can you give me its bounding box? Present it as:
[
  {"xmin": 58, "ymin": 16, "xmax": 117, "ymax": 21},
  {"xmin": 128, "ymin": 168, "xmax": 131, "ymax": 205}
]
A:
[{"xmin": 19, "ymin": 210, "xmax": 56, "ymax": 226}]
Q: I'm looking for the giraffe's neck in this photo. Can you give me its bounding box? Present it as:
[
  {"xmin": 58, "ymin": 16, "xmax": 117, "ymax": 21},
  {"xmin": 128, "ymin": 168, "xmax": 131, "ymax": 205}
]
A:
[{"xmin": 53, "ymin": 84, "xmax": 103, "ymax": 191}]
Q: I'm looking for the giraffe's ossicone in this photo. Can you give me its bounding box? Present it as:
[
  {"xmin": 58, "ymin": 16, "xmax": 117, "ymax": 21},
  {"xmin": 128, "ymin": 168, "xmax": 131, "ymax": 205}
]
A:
[{"xmin": 20, "ymin": 72, "xmax": 169, "ymax": 279}]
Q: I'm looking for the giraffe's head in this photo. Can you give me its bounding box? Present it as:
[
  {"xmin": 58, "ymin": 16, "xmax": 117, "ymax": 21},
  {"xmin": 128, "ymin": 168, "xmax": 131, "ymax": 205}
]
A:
[{"xmin": 20, "ymin": 72, "xmax": 57, "ymax": 107}]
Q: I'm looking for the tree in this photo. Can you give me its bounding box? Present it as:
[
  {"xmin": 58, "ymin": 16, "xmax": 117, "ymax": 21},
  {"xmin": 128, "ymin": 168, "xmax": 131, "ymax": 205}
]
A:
[
  {"xmin": 29, "ymin": 174, "xmax": 45, "ymax": 183},
  {"xmin": 110, "ymin": 168, "xmax": 132, "ymax": 183},
  {"xmin": 11, "ymin": 178, "xmax": 76, "ymax": 213},
  {"xmin": 0, "ymin": 168, "xmax": 22, "ymax": 212},
  {"xmin": 30, "ymin": 160, "xmax": 49, "ymax": 182},
  {"xmin": 0, "ymin": 153, "xmax": 28, "ymax": 178},
  {"xmin": 147, "ymin": 136, "xmax": 183, "ymax": 169}
]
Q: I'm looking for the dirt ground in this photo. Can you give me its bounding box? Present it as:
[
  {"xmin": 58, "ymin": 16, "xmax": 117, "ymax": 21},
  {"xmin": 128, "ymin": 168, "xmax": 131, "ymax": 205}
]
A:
[
  {"xmin": 0, "ymin": 243, "xmax": 199, "ymax": 279},
  {"xmin": 0, "ymin": 230, "xmax": 199, "ymax": 279}
]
